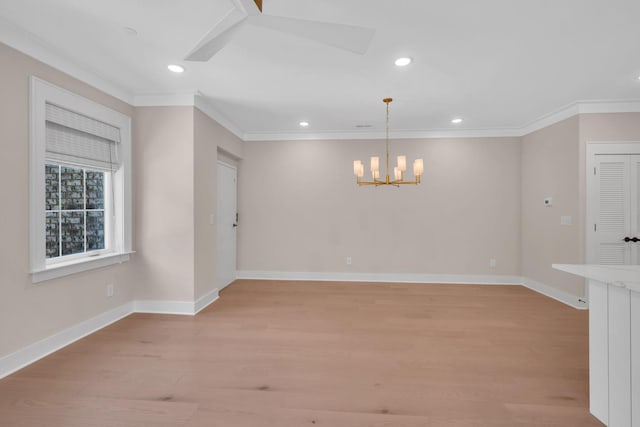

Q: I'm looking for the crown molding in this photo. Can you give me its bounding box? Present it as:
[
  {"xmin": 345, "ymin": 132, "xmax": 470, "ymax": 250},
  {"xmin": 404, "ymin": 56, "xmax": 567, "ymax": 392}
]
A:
[
  {"xmin": 3, "ymin": 19, "xmax": 640, "ymax": 142},
  {"xmin": 133, "ymin": 93, "xmax": 245, "ymax": 140},
  {"xmin": 0, "ymin": 17, "xmax": 134, "ymax": 105},
  {"xmin": 133, "ymin": 93, "xmax": 198, "ymax": 107},
  {"xmin": 193, "ymin": 95, "xmax": 245, "ymax": 140},
  {"xmin": 243, "ymin": 127, "xmax": 523, "ymax": 142},
  {"xmin": 520, "ymin": 99, "xmax": 640, "ymax": 136},
  {"xmin": 576, "ymin": 99, "xmax": 640, "ymax": 114}
]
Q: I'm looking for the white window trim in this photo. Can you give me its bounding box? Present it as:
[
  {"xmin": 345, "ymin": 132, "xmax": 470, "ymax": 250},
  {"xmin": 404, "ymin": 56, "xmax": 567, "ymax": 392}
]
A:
[
  {"xmin": 30, "ymin": 77, "xmax": 132, "ymax": 283},
  {"xmin": 44, "ymin": 164, "xmax": 113, "ymax": 264}
]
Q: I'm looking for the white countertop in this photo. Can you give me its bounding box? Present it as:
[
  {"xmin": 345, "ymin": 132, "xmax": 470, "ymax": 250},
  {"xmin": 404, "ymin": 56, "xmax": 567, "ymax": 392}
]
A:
[{"xmin": 553, "ymin": 264, "xmax": 640, "ymax": 292}]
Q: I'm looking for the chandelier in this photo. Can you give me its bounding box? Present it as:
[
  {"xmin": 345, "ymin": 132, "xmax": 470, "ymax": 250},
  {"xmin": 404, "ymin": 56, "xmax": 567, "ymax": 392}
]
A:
[{"xmin": 353, "ymin": 98, "xmax": 423, "ymax": 186}]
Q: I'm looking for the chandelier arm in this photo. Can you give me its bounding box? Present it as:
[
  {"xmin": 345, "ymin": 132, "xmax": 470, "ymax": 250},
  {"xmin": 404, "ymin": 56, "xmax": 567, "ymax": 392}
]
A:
[
  {"xmin": 357, "ymin": 177, "xmax": 392, "ymax": 186},
  {"xmin": 390, "ymin": 176, "xmax": 421, "ymax": 185}
]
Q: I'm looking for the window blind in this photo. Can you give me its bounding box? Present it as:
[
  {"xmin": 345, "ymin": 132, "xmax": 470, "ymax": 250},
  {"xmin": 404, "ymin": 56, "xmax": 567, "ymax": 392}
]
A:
[{"xmin": 45, "ymin": 103, "xmax": 120, "ymax": 170}]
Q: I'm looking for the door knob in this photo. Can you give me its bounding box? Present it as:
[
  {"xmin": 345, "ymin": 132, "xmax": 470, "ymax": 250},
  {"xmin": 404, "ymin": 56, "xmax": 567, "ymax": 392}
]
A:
[
  {"xmin": 232, "ymin": 223, "xmax": 238, "ymax": 228},
  {"xmin": 623, "ymin": 237, "xmax": 639, "ymax": 242}
]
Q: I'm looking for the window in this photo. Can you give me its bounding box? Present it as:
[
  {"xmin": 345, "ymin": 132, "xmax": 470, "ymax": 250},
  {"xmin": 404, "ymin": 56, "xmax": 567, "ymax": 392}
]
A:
[
  {"xmin": 30, "ymin": 77, "xmax": 132, "ymax": 283},
  {"xmin": 45, "ymin": 165, "xmax": 108, "ymax": 260}
]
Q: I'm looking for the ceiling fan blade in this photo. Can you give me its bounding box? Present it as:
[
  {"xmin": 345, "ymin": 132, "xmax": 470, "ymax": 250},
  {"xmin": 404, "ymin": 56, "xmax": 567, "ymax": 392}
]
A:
[
  {"xmin": 247, "ymin": 14, "xmax": 375, "ymax": 55},
  {"xmin": 185, "ymin": 8, "xmax": 248, "ymax": 61},
  {"xmin": 231, "ymin": 0, "xmax": 262, "ymax": 15}
]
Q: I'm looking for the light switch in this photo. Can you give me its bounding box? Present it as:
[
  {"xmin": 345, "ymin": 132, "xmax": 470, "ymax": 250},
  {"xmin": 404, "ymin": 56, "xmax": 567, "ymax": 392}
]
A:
[{"xmin": 209, "ymin": 214, "xmax": 215, "ymax": 225}]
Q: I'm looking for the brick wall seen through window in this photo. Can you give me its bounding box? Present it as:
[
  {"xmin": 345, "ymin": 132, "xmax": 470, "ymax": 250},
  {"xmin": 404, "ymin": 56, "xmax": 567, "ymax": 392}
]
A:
[{"xmin": 45, "ymin": 164, "xmax": 106, "ymax": 259}]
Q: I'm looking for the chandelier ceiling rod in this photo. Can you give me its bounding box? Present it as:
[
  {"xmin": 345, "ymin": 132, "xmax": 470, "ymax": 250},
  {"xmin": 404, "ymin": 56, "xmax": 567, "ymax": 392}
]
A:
[{"xmin": 353, "ymin": 98, "xmax": 423, "ymax": 187}]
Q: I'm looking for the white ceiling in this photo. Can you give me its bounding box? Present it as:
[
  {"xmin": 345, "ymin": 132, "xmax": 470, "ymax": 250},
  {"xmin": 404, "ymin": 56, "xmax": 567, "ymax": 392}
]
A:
[{"xmin": 2, "ymin": 0, "xmax": 640, "ymax": 140}]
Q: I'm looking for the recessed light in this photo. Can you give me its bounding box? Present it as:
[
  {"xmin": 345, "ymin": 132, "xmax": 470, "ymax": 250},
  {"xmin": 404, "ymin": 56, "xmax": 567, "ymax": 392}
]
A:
[
  {"xmin": 167, "ymin": 64, "xmax": 185, "ymax": 73},
  {"xmin": 395, "ymin": 57, "xmax": 412, "ymax": 67},
  {"xmin": 299, "ymin": 121, "xmax": 309, "ymax": 127},
  {"xmin": 451, "ymin": 118, "xmax": 463, "ymax": 124}
]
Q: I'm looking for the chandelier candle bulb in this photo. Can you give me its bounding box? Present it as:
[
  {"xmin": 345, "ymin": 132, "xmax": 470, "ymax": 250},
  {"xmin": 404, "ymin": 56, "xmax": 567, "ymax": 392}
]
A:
[
  {"xmin": 353, "ymin": 98, "xmax": 423, "ymax": 187},
  {"xmin": 370, "ymin": 156, "xmax": 379, "ymax": 174},
  {"xmin": 413, "ymin": 158, "xmax": 424, "ymax": 175},
  {"xmin": 397, "ymin": 155, "xmax": 406, "ymax": 172}
]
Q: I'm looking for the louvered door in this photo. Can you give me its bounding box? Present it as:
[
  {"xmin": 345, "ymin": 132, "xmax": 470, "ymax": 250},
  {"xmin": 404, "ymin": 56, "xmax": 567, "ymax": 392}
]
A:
[{"xmin": 591, "ymin": 154, "xmax": 640, "ymax": 265}]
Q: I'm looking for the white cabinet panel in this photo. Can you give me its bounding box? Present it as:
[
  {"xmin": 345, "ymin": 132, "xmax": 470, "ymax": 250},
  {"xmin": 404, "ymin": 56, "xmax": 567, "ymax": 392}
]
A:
[
  {"xmin": 631, "ymin": 290, "xmax": 640, "ymax": 427},
  {"xmin": 590, "ymin": 279, "xmax": 609, "ymax": 424},
  {"xmin": 608, "ymin": 284, "xmax": 631, "ymax": 426}
]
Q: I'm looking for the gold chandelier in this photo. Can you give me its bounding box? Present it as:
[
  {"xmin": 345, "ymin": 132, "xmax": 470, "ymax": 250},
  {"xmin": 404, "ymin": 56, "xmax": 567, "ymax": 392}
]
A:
[{"xmin": 353, "ymin": 98, "xmax": 423, "ymax": 186}]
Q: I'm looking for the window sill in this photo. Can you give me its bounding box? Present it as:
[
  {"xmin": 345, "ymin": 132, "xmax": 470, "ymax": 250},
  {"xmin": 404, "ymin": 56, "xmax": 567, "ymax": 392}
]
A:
[{"xmin": 31, "ymin": 252, "xmax": 133, "ymax": 283}]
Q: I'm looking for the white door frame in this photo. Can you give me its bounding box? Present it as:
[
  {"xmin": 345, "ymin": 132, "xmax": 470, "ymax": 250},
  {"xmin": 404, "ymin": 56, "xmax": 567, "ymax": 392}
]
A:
[{"xmin": 586, "ymin": 142, "xmax": 640, "ymax": 264}]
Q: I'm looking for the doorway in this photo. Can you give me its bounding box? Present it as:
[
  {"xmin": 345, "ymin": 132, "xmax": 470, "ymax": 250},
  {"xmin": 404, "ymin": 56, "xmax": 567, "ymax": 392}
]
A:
[
  {"xmin": 586, "ymin": 143, "xmax": 640, "ymax": 265},
  {"xmin": 216, "ymin": 161, "xmax": 238, "ymax": 289}
]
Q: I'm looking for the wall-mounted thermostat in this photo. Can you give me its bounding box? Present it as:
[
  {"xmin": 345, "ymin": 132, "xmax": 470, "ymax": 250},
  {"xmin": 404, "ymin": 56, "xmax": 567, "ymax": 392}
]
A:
[{"xmin": 544, "ymin": 197, "xmax": 553, "ymax": 207}]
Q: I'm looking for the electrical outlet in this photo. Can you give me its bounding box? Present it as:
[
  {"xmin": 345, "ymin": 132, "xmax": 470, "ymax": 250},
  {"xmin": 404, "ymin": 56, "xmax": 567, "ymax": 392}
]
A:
[
  {"xmin": 106, "ymin": 284, "xmax": 114, "ymax": 297},
  {"xmin": 489, "ymin": 258, "xmax": 496, "ymax": 268},
  {"xmin": 346, "ymin": 257, "xmax": 352, "ymax": 265}
]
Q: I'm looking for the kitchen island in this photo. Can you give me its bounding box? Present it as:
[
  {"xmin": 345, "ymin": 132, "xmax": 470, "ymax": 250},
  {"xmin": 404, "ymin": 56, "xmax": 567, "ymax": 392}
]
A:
[{"xmin": 553, "ymin": 264, "xmax": 640, "ymax": 427}]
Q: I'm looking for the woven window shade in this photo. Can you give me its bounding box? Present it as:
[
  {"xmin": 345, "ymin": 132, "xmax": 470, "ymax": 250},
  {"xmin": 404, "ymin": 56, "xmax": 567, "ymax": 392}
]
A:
[{"xmin": 45, "ymin": 103, "xmax": 120, "ymax": 170}]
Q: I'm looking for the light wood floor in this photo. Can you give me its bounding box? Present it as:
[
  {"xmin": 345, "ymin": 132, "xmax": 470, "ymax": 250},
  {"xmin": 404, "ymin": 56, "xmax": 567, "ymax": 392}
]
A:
[{"xmin": 0, "ymin": 281, "xmax": 603, "ymax": 426}]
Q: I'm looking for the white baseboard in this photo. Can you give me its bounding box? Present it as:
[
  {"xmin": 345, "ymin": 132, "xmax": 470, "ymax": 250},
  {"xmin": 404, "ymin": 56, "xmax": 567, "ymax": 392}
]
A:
[
  {"xmin": 236, "ymin": 270, "xmax": 522, "ymax": 285},
  {"xmin": 237, "ymin": 270, "xmax": 588, "ymax": 310},
  {"xmin": 521, "ymin": 277, "xmax": 588, "ymax": 310},
  {"xmin": 0, "ymin": 301, "xmax": 134, "ymax": 380},
  {"xmin": 135, "ymin": 288, "xmax": 220, "ymax": 315},
  {"xmin": 133, "ymin": 300, "xmax": 196, "ymax": 315},
  {"xmin": 195, "ymin": 288, "xmax": 220, "ymax": 314},
  {"xmin": 0, "ymin": 288, "xmax": 220, "ymax": 380}
]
